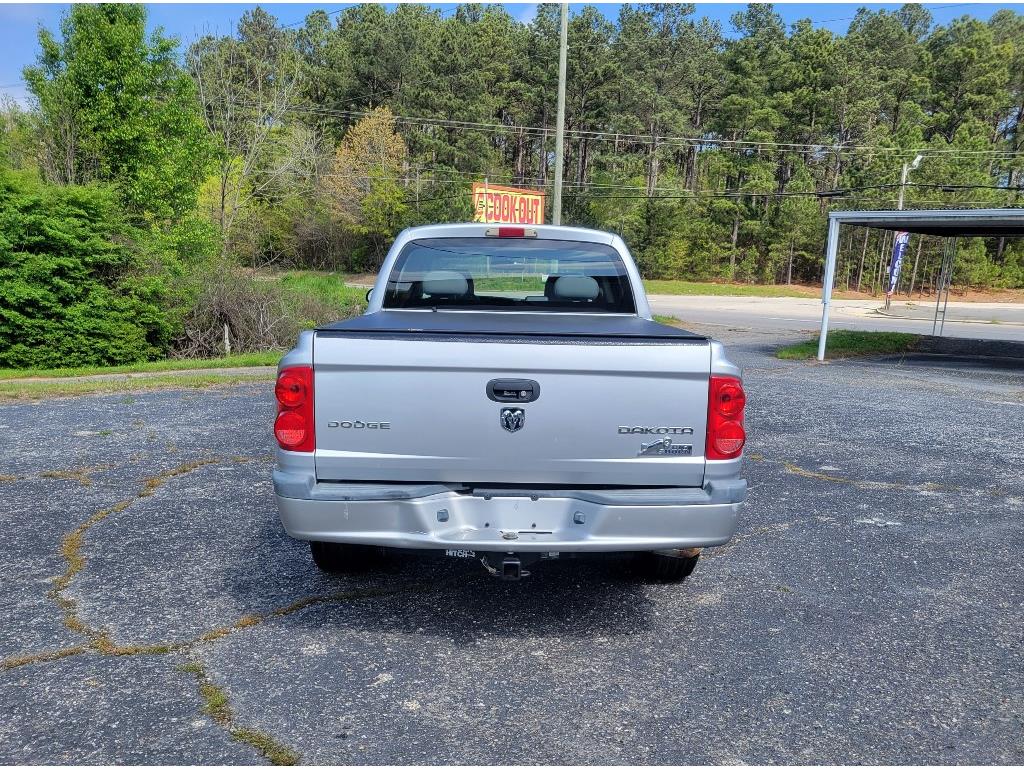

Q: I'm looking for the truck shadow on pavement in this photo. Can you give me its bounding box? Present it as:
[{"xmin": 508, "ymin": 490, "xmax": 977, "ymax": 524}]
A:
[{"xmin": 230, "ymin": 514, "xmax": 661, "ymax": 646}]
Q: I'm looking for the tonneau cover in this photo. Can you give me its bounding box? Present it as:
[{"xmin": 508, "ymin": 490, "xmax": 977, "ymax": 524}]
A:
[{"xmin": 317, "ymin": 311, "xmax": 705, "ymax": 340}]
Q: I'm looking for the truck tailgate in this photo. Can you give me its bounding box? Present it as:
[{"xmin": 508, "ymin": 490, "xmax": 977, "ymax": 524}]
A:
[{"xmin": 312, "ymin": 315, "xmax": 710, "ymax": 487}]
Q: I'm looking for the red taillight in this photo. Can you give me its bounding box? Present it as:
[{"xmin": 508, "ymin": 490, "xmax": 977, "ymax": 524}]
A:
[
  {"xmin": 714, "ymin": 381, "xmax": 745, "ymax": 417},
  {"xmin": 275, "ymin": 365, "xmax": 314, "ymax": 452},
  {"xmin": 707, "ymin": 375, "xmax": 746, "ymax": 460},
  {"xmin": 275, "ymin": 371, "xmax": 307, "ymax": 408},
  {"xmin": 274, "ymin": 410, "xmax": 308, "ymax": 449}
]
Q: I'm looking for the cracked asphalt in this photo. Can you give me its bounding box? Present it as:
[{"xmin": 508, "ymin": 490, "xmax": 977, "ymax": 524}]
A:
[{"xmin": 1, "ymin": 329, "xmax": 1022, "ymax": 765}]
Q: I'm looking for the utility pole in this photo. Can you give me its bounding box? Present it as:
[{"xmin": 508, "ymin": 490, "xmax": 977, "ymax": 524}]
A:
[
  {"xmin": 897, "ymin": 153, "xmax": 924, "ymax": 210},
  {"xmin": 552, "ymin": 2, "xmax": 568, "ymax": 225},
  {"xmin": 889, "ymin": 153, "xmax": 923, "ymax": 308}
]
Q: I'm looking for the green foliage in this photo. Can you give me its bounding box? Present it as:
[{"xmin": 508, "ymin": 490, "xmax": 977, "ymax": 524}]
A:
[
  {"xmin": 24, "ymin": 3, "xmax": 211, "ymax": 222},
  {"xmin": 642, "ymin": 280, "xmax": 812, "ymax": 298},
  {"xmin": 6, "ymin": 1, "xmax": 1024, "ymax": 373},
  {"xmin": 0, "ymin": 170, "xmax": 174, "ymax": 367},
  {"xmin": 273, "ymin": 2, "xmax": 1024, "ymax": 286}
]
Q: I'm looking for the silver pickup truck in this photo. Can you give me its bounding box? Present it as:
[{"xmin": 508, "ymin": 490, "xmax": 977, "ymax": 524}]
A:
[{"xmin": 273, "ymin": 223, "xmax": 746, "ymax": 582}]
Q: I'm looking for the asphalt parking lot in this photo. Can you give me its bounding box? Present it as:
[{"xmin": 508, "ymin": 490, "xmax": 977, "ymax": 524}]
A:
[{"xmin": 1, "ymin": 328, "xmax": 1022, "ymax": 765}]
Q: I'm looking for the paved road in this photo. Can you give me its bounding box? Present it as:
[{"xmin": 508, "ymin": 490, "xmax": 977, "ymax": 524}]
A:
[
  {"xmin": 1, "ymin": 331, "xmax": 1022, "ymax": 764},
  {"xmin": 650, "ymin": 295, "xmax": 1024, "ymax": 341}
]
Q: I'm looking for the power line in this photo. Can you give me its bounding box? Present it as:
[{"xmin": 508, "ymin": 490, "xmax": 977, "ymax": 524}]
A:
[
  {"xmin": 315, "ymin": 172, "xmax": 1023, "ymax": 202},
  {"xmin": 282, "ymin": 3, "xmax": 460, "ymax": 30},
  {"xmin": 805, "ymin": 3, "xmax": 972, "ymax": 26},
  {"xmin": 252, "ymin": 101, "xmax": 1023, "ymax": 158},
  {"xmin": 281, "ymin": 7, "xmax": 348, "ymax": 29}
]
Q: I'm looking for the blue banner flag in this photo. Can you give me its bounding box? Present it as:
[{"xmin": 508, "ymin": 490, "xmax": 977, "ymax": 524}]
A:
[{"xmin": 887, "ymin": 231, "xmax": 910, "ymax": 295}]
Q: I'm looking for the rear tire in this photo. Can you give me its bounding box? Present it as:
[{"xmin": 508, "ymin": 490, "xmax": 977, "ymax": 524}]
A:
[
  {"xmin": 309, "ymin": 541, "xmax": 379, "ymax": 573},
  {"xmin": 636, "ymin": 550, "xmax": 700, "ymax": 583}
]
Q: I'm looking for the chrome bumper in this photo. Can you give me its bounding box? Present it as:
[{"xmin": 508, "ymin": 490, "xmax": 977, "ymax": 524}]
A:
[{"xmin": 273, "ymin": 470, "xmax": 745, "ymax": 553}]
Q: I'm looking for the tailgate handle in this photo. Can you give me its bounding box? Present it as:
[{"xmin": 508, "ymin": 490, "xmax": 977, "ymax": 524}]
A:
[{"xmin": 486, "ymin": 379, "xmax": 540, "ymax": 403}]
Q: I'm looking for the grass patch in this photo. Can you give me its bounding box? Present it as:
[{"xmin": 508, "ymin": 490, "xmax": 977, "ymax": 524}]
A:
[
  {"xmin": 0, "ymin": 352, "xmax": 281, "ymax": 381},
  {"xmin": 278, "ymin": 270, "xmax": 818, "ymax": 299},
  {"xmin": 776, "ymin": 330, "xmax": 921, "ymax": 360},
  {"xmin": 201, "ymin": 680, "xmax": 232, "ymax": 725},
  {"xmin": 653, "ymin": 314, "xmax": 681, "ymax": 326},
  {"xmin": 0, "ymin": 372, "xmax": 274, "ymax": 401},
  {"xmin": 277, "ymin": 270, "xmax": 367, "ymax": 326},
  {"xmin": 643, "ymin": 279, "xmax": 812, "ymax": 298}
]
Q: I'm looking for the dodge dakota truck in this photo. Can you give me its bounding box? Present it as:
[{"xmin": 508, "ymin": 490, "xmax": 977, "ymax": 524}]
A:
[{"xmin": 273, "ymin": 223, "xmax": 746, "ymax": 582}]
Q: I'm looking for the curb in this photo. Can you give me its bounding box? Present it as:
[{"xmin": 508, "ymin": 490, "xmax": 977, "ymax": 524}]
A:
[{"xmin": 871, "ymin": 308, "xmax": 1024, "ymax": 327}]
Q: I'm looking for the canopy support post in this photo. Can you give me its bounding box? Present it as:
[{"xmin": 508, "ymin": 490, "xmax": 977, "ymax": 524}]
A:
[{"xmin": 817, "ymin": 216, "xmax": 841, "ymax": 361}]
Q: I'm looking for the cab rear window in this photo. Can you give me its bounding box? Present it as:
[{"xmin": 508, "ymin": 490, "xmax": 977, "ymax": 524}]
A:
[{"xmin": 381, "ymin": 238, "xmax": 636, "ymax": 313}]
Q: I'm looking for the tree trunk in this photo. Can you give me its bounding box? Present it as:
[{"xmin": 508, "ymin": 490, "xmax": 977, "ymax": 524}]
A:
[
  {"xmin": 730, "ymin": 203, "xmax": 741, "ymax": 278},
  {"xmin": 646, "ymin": 138, "xmax": 660, "ymax": 197},
  {"xmin": 786, "ymin": 238, "xmax": 794, "ymax": 285},
  {"xmin": 685, "ymin": 144, "xmax": 698, "ymax": 191},
  {"xmin": 908, "ymin": 237, "xmax": 923, "ymax": 297},
  {"xmin": 514, "ymin": 130, "xmax": 526, "ymax": 182},
  {"xmin": 873, "ymin": 231, "xmax": 890, "ymax": 297},
  {"xmin": 856, "ymin": 228, "xmax": 869, "ymax": 292},
  {"xmin": 645, "ymin": 118, "xmax": 660, "ymax": 196}
]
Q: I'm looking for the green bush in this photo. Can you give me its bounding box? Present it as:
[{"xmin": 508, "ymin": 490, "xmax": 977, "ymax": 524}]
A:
[{"xmin": 0, "ymin": 170, "xmax": 174, "ymax": 367}]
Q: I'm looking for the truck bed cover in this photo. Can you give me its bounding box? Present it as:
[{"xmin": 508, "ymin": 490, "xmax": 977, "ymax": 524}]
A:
[{"xmin": 317, "ymin": 311, "xmax": 706, "ymax": 341}]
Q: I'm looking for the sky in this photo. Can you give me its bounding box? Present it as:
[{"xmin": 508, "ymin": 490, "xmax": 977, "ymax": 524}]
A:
[{"xmin": 0, "ymin": 2, "xmax": 1017, "ymax": 105}]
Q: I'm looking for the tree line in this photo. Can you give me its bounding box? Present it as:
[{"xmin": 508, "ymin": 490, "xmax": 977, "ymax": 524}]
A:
[{"xmin": 1, "ymin": 3, "xmax": 1023, "ymax": 366}]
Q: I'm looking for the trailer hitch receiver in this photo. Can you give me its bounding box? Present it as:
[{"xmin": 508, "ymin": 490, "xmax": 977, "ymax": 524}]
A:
[{"xmin": 479, "ymin": 553, "xmax": 531, "ymax": 580}]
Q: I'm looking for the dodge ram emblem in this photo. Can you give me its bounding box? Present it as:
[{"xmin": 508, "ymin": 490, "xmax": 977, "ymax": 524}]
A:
[{"xmin": 500, "ymin": 407, "xmax": 525, "ymax": 433}]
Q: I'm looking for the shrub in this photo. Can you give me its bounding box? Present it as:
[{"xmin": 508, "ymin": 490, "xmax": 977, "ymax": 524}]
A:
[
  {"xmin": 170, "ymin": 264, "xmax": 365, "ymax": 358},
  {"xmin": 0, "ymin": 171, "xmax": 174, "ymax": 368}
]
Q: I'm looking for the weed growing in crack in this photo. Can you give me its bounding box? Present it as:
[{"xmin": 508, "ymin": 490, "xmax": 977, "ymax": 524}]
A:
[
  {"xmin": 0, "ymin": 645, "xmax": 89, "ymax": 671},
  {"xmin": 39, "ymin": 466, "xmax": 109, "ymax": 486},
  {"xmin": 177, "ymin": 660, "xmax": 300, "ymax": 765},
  {"xmin": 47, "ymin": 459, "xmax": 221, "ymax": 649}
]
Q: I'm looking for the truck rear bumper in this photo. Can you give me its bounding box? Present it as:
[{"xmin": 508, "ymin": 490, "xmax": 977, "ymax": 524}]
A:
[{"xmin": 273, "ymin": 471, "xmax": 745, "ymax": 552}]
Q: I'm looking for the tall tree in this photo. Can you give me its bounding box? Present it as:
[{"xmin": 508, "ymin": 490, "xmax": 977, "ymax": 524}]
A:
[
  {"xmin": 24, "ymin": 3, "xmax": 210, "ymax": 221},
  {"xmin": 323, "ymin": 106, "xmax": 408, "ymax": 262},
  {"xmin": 926, "ymin": 16, "xmax": 1010, "ymax": 143},
  {"xmin": 187, "ymin": 7, "xmax": 312, "ymax": 255}
]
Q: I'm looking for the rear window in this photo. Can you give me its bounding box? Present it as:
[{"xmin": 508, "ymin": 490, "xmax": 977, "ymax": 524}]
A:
[{"xmin": 381, "ymin": 238, "xmax": 636, "ymax": 313}]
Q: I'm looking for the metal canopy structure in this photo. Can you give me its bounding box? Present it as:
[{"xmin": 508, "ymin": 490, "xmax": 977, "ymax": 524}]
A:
[{"xmin": 817, "ymin": 208, "xmax": 1024, "ymax": 360}]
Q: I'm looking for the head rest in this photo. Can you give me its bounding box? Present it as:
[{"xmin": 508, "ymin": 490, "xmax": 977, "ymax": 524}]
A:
[
  {"xmin": 551, "ymin": 275, "xmax": 599, "ymax": 300},
  {"xmin": 422, "ymin": 270, "xmax": 469, "ymax": 297}
]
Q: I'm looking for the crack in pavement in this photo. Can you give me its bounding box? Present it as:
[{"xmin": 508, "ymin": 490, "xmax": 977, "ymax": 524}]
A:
[
  {"xmin": 720, "ymin": 454, "xmax": 1015, "ymax": 557},
  {"xmin": 0, "ymin": 644, "xmax": 90, "ymax": 672},
  {"xmin": 48, "ymin": 457, "xmax": 223, "ymax": 651},
  {"xmin": 782, "ymin": 461, "xmax": 958, "ymax": 493},
  {"xmin": 1, "ymin": 454, "xmax": 439, "ymax": 764},
  {"xmin": 779, "ymin": 460, "xmax": 1022, "ymax": 499},
  {"xmin": 0, "ymin": 463, "xmax": 114, "ymax": 486},
  {"xmin": 176, "ymin": 659, "xmax": 300, "ymax": 765},
  {"xmin": 749, "ymin": 453, "xmax": 1014, "ymax": 499}
]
